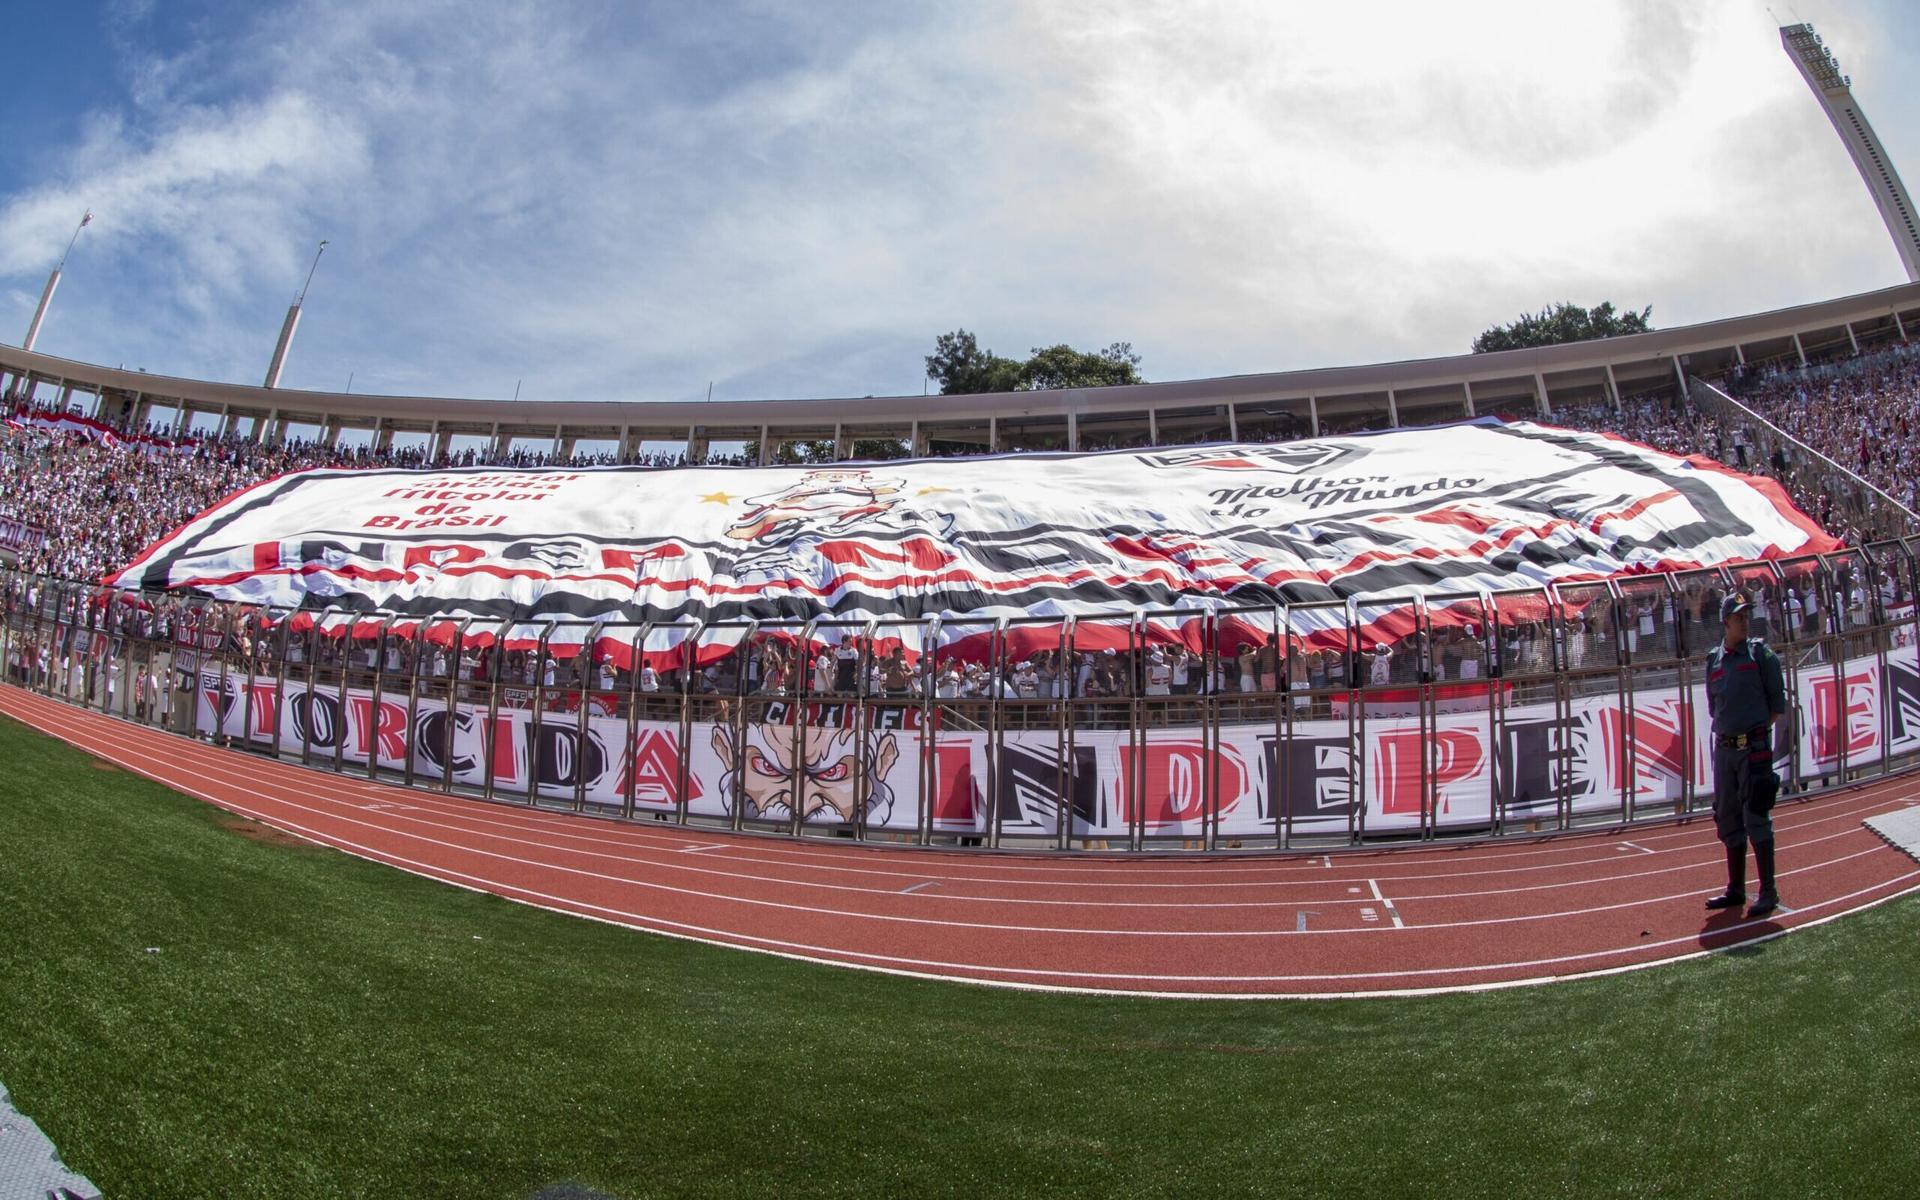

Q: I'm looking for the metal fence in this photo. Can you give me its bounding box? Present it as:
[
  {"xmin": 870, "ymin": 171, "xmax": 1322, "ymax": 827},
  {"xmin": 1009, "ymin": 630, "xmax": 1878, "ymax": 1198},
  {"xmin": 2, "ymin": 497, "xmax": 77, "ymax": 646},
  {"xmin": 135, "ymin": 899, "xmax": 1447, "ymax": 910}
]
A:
[{"xmin": 4, "ymin": 547, "xmax": 1920, "ymax": 853}]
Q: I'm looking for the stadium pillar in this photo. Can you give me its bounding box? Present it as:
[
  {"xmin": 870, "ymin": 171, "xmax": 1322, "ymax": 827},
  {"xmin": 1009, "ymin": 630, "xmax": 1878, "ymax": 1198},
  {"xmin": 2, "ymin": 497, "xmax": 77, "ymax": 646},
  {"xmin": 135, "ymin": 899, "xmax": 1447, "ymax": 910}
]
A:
[
  {"xmin": 1386, "ymin": 390, "xmax": 1399, "ymax": 427},
  {"xmin": 1845, "ymin": 322, "xmax": 1860, "ymax": 353},
  {"xmin": 988, "ymin": 415, "xmax": 999, "ymax": 454},
  {"xmin": 1532, "ymin": 374, "xmax": 1551, "ymax": 418},
  {"xmin": 686, "ymin": 425, "xmax": 708, "ymax": 463},
  {"xmin": 22, "ymin": 268, "xmax": 61, "ymax": 353},
  {"xmin": 1461, "ymin": 380, "xmax": 1475, "ymax": 417},
  {"xmin": 1064, "ymin": 412, "xmax": 1076, "ymax": 451},
  {"xmin": 1308, "ymin": 396, "xmax": 1319, "ymax": 436},
  {"xmin": 1733, "ymin": 342, "xmax": 1747, "ymax": 365},
  {"xmin": 756, "ymin": 426, "xmax": 770, "ymax": 466},
  {"xmin": 21, "ymin": 212, "xmax": 89, "ymax": 353},
  {"xmin": 1602, "ymin": 364, "xmax": 1621, "ymax": 412},
  {"xmin": 1225, "ymin": 403, "xmax": 1238, "ymax": 440},
  {"xmin": 1147, "ymin": 408, "xmax": 1159, "ymax": 444},
  {"xmin": 833, "ymin": 422, "xmax": 847, "ymax": 462},
  {"xmin": 911, "ymin": 420, "xmax": 927, "ymax": 456},
  {"xmin": 1896, "ymin": 309, "xmax": 1908, "ymax": 341},
  {"xmin": 1792, "ymin": 332, "xmax": 1808, "ymax": 366},
  {"xmin": 1671, "ymin": 356, "xmax": 1688, "ymax": 399},
  {"xmin": 264, "ymin": 241, "xmax": 327, "ymax": 390}
]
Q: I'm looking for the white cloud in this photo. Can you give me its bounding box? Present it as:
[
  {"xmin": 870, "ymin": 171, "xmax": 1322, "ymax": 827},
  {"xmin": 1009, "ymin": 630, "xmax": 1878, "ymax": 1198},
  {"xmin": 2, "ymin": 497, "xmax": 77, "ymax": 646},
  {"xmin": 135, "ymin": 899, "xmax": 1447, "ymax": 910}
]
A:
[{"xmin": 0, "ymin": 0, "xmax": 1912, "ymax": 401}]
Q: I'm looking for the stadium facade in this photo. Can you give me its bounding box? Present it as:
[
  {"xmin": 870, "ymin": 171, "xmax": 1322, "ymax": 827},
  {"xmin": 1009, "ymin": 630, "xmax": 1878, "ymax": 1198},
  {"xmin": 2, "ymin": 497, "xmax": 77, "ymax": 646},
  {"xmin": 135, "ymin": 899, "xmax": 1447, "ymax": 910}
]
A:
[{"xmin": 4, "ymin": 282, "xmax": 1920, "ymax": 463}]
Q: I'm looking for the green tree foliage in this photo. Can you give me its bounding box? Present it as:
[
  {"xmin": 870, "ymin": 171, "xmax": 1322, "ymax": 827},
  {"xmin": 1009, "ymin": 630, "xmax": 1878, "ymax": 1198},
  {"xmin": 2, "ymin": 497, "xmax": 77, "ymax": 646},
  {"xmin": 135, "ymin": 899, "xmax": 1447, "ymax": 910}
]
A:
[
  {"xmin": 1472, "ymin": 302, "xmax": 1654, "ymax": 354},
  {"xmin": 926, "ymin": 330, "xmax": 1145, "ymax": 395}
]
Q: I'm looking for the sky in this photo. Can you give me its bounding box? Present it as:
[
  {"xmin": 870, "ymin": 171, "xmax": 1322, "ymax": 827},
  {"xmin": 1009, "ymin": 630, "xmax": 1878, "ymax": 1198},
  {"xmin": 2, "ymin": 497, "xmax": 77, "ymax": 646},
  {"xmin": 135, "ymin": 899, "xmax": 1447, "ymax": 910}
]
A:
[{"xmin": 1, "ymin": 0, "xmax": 1916, "ymax": 406}]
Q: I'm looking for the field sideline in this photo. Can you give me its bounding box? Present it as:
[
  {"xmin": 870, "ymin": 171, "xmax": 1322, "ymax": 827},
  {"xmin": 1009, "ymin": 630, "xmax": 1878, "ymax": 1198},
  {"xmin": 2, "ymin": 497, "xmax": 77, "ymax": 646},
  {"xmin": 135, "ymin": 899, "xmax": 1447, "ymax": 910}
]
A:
[{"xmin": 1, "ymin": 713, "xmax": 1915, "ymax": 1199}]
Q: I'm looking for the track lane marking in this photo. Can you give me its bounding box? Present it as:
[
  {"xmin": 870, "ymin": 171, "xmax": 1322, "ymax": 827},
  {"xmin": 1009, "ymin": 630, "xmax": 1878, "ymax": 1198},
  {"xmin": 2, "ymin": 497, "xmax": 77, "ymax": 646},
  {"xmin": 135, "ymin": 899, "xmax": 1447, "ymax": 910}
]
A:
[
  {"xmin": 11, "ymin": 701, "xmax": 1904, "ymax": 942},
  {"xmin": 6, "ymin": 694, "xmax": 1916, "ymax": 995}
]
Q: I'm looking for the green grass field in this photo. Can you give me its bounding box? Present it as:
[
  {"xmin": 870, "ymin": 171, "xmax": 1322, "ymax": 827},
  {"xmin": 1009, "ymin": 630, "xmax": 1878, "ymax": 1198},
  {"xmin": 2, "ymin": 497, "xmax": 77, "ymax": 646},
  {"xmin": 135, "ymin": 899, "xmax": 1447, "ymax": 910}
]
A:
[{"xmin": 1, "ymin": 713, "xmax": 1916, "ymax": 1199}]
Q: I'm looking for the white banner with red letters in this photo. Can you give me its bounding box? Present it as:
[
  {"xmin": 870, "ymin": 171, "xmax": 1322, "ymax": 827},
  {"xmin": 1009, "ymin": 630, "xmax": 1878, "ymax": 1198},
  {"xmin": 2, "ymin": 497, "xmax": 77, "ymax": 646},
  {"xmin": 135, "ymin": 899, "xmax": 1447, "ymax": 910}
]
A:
[{"xmin": 193, "ymin": 643, "xmax": 1920, "ymax": 838}]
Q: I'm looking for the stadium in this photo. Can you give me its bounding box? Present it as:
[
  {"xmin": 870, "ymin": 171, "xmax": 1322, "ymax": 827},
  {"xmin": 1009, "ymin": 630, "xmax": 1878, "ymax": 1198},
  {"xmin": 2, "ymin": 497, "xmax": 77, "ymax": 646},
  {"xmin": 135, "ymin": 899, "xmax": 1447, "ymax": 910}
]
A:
[{"xmin": 4, "ymin": 10, "xmax": 1920, "ymax": 1199}]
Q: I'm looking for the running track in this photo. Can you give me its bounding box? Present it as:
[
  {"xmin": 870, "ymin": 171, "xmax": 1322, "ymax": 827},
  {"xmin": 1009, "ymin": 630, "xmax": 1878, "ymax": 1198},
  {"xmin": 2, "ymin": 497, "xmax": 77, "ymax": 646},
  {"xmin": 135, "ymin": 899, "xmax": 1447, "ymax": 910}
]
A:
[{"xmin": 4, "ymin": 682, "xmax": 1917, "ymax": 999}]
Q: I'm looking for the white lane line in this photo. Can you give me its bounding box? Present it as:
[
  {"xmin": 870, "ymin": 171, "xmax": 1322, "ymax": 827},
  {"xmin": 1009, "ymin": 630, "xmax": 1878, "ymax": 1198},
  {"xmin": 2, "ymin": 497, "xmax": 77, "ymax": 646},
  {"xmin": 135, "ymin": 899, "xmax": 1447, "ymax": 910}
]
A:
[
  {"xmin": 10, "ymin": 696, "xmax": 1918, "ymax": 996},
  {"xmin": 1367, "ymin": 878, "xmax": 1406, "ymax": 928},
  {"xmin": 88, "ymin": 709, "xmax": 1885, "ymax": 915},
  {"xmin": 901, "ymin": 881, "xmax": 939, "ymax": 895},
  {"xmin": 677, "ymin": 843, "xmax": 730, "ymax": 854},
  {"xmin": 1618, "ymin": 841, "xmax": 1657, "ymax": 855},
  {"xmin": 11, "ymin": 698, "xmax": 1909, "ymax": 938},
  {"xmin": 13, "ymin": 688, "xmax": 1901, "ymax": 896}
]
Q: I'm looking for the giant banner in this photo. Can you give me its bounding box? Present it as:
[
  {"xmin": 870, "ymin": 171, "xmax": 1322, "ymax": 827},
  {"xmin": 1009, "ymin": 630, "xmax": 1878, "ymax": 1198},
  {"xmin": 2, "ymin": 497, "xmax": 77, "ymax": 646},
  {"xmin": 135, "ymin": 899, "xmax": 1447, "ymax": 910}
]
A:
[
  {"xmin": 117, "ymin": 420, "xmax": 1834, "ymax": 657},
  {"xmin": 193, "ymin": 646, "xmax": 1920, "ymax": 840}
]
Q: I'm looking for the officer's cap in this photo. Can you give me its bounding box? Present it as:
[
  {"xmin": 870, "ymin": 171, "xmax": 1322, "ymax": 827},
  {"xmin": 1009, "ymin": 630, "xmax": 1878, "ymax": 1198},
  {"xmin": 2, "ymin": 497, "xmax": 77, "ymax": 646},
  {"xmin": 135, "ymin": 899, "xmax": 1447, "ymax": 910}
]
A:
[{"xmin": 1720, "ymin": 594, "xmax": 1752, "ymax": 622}]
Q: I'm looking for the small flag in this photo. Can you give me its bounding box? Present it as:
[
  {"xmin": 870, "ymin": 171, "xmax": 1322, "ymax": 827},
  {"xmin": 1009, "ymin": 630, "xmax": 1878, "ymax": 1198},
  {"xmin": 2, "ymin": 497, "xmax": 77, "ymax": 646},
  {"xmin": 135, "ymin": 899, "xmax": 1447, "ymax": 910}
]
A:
[{"xmin": 80, "ymin": 211, "xmax": 93, "ymax": 227}]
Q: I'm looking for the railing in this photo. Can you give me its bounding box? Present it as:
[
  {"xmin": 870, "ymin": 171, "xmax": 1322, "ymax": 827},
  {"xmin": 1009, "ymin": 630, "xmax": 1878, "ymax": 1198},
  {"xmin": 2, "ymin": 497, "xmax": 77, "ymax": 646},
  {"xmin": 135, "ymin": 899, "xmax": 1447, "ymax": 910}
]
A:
[
  {"xmin": 1687, "ymin": 375, "xmax": 1920, "ymax": 543},
  {"xmin": 4, "ymin": 547, "xmax": 1919, "ymax": 853}
]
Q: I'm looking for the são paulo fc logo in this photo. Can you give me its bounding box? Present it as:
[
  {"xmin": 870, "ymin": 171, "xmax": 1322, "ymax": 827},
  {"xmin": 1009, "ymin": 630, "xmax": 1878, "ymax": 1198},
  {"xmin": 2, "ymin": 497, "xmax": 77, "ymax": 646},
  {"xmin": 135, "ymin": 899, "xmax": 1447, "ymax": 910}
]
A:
[{"xmin": 1139, "ymin": 442, "xmax": 1364, "ymax": 473}]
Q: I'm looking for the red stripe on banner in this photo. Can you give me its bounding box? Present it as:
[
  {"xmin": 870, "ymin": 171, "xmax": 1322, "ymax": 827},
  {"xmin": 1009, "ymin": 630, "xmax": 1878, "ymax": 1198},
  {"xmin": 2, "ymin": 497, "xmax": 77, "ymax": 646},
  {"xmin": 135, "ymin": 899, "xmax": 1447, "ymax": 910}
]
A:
[{"xmin": 107, "ymin": 470, "xmax": 296, "ymax": 587}]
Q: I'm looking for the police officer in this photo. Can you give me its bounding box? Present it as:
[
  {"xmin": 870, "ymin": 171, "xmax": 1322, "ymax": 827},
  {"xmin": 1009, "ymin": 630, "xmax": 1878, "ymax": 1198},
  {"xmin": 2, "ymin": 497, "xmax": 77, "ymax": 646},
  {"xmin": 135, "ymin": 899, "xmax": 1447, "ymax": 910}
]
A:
[{"xmin": 1703, "ymin": 593, "xmax": 1787, "ymax": 918}]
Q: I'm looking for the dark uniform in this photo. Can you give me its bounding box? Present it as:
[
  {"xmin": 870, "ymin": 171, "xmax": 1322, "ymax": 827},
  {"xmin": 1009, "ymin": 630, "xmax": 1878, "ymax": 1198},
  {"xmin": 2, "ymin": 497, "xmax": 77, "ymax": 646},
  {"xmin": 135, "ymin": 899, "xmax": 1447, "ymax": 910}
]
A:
[{"xmin": 1703, "ymin": 594, "xmax": 1787, "ymax": 917}]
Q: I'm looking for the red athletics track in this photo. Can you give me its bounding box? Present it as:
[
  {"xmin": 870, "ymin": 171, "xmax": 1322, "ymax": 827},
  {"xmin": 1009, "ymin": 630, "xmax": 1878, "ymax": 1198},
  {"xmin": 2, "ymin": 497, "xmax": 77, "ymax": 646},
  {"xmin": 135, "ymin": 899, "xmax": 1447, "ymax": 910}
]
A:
[{"xmin": 5, "ymin": 681, "xmax": 1918, "ymax": 999}]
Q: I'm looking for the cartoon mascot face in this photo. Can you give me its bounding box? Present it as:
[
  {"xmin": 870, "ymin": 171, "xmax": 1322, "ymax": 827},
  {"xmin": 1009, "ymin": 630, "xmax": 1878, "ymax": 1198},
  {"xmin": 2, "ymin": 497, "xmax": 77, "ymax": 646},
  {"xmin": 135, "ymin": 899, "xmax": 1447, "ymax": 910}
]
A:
[
  {"xmin": 724, "ymin": 470, "xmax": 904, "ymax": 545},
  {"xmin": 710, "ymin": 721, "xmax": 900, "ymax": 824}
]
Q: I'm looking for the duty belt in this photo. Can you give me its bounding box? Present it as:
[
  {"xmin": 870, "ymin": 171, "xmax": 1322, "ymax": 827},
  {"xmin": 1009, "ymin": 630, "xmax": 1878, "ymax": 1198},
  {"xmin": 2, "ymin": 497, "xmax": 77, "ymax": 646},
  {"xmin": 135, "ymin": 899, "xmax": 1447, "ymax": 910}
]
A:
[{"xmin": 1717, "ymin": 729, "xmax": 1769, "ymax": 750}]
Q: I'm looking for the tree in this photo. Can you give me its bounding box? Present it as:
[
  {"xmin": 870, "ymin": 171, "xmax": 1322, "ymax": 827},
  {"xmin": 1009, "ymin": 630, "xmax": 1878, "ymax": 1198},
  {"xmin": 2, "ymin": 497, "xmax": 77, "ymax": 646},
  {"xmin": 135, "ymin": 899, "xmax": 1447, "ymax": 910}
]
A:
[
  {"xmin": 926, "ymin": 331, "xmax": 1145, "ymax": 395},
  {"xmin": 925, "ymin": 330, "xmax": 1023, "ymax": 395},
  {"xmin": 1020, "ymin": 342, "xmax": 1144, "ymax": 391},
  {"xmin": 1472, "ymin": 302, "xmax": 1654, "ymax": 354}
]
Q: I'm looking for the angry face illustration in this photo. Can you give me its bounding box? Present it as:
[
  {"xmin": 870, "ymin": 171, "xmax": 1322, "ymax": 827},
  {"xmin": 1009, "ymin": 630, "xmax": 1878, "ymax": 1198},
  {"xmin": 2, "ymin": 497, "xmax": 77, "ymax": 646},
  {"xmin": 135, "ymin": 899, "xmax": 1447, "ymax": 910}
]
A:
[{"xmin": 710, "ymin": 720, "xmax": 900, "ymax": 823}]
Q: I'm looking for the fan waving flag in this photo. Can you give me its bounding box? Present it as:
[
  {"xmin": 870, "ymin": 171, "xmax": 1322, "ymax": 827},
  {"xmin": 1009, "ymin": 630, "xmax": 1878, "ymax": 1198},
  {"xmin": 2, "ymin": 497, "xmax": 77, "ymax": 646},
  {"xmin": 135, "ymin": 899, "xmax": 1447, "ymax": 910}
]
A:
[{"xmin": 107, "ymin": 419, "xmax": 1836, "ymax": 659}]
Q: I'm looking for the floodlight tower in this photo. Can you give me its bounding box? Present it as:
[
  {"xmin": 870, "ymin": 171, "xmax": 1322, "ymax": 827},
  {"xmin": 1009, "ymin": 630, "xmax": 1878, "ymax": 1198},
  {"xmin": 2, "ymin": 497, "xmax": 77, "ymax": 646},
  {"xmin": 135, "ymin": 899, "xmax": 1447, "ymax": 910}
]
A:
[
  {"xmin": 264, "ymin": 240, "xmax": 327, "ymax": 389},
  {"xmin": 21, "ymin": 211, "xmax": 91, "ymax": 352},
  {"xmin": 1781, "ymin": 23, "xmax": 1920, "ymax": 282}
]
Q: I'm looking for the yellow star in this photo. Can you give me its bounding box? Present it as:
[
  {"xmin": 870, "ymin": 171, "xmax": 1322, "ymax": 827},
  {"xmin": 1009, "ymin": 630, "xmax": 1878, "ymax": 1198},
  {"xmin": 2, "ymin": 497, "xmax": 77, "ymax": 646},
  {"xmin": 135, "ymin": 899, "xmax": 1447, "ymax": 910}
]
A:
[
  {"xmin": 699, "ymin": 491, "xmax": 736, "ymax": 505},
  {"xmin": 915, "ymin": 486, "xmax": 954, "ymax": 496}
]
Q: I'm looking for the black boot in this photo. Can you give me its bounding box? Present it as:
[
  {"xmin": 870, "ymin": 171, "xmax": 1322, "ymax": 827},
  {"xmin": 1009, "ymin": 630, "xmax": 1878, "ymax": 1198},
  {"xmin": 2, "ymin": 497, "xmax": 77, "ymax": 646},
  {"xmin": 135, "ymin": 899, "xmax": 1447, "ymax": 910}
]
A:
[
  {"xmin": 1705, "ymin": 841, "xmax": 1747, "ymax": 910},
  {"xmin": 1748, "ymin": 841, "xmax": 1779, "ymax": 918}
]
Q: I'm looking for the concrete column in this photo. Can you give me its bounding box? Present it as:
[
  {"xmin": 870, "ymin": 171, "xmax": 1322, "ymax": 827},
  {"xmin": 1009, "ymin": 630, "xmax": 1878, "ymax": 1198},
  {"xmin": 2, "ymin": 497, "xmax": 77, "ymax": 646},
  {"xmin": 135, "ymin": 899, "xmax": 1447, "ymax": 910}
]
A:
[
  {"xmin": 1147, "ymin": 408, "xmax": 1159, "ymax": 445},
  {"xmin": 1065, "ymin": 411, "xmax": 1078, "ymax": 451},
  {"xmin": 1307, "ymin": 396, "xmax": 1320, "ymax": 437},
  {"xmin": 757, "ymin": 426, "xmax": 771, "ymax": 466},
  {"xmin": 1462, "ymin": 380, "xmax": 1476, "ymax": 417},
  {"xmin": 988, "ymin": 415, "xmax": 999, "ymax": 454},
  {"xmin": 1602, "ymin": 364, "xmax": 1621, "ymax": 412},
  {"xmin": 1895, "ymin": 309, "xmax": 1908, "ymax": 341},
  {"xmin": 685, "ymin": 425, "xmax": 706, "ymax": 464},
  {"xmin": 1225, "ymin": 404, "xmax": 1238, "ymax": 441},
  {"xmin": 1671, "ymin": 356, "xmax": 1688, "ymax": 399},
  {"xmin": 1845, "ymin": 322, "xmax": 1860, "ymax": 354},
  {"xmin": 375, "ymin": 420, "xmax": 394, "ymax": 452},
  {"xmin": 911, "ymin": 420, "xmax": 927, "ymax": 457},
  {"xmin": 1386, "ymin": 390, "xmax": 1399, "ymax": 427},
  {"xmin": 172, "ymin": 401, "xmax": 191, "ymax": 440},
  {"xmin": 430, "ymin": 420, "xmax": 448, "ymax": 461},
  {"xmin": 1532, "ymin": 373, "xmax": 1551, "ymax": 418},
  {"xmin": 1733, "ymin": 342, "xmax": 1747, "ymax": 365},
  {"xmin": 1792, "ymin": 333, "xmax": 1808, "ymax": 366},
  {"xmin": 833, "ymin": 422, "xmax": 848, "ymax": 462}
]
